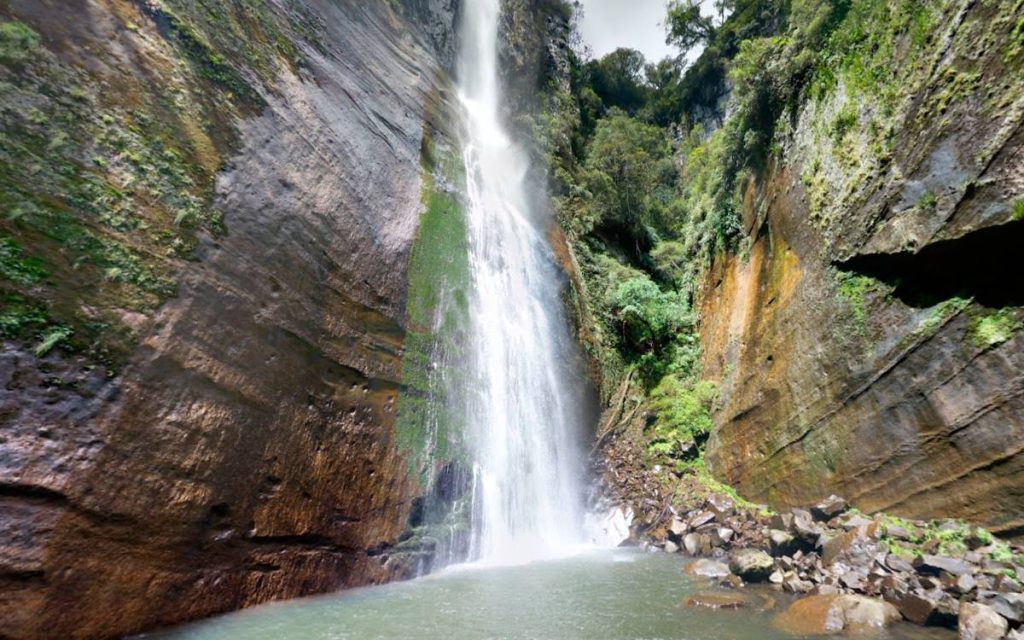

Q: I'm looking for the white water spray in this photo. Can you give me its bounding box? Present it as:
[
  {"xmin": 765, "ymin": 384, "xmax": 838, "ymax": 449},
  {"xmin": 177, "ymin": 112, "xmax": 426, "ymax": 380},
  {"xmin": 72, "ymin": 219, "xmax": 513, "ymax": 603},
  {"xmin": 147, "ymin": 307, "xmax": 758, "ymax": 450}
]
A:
[{"xmin": 457, "ymin": 0, "xmax": 591, "ymax": 564}]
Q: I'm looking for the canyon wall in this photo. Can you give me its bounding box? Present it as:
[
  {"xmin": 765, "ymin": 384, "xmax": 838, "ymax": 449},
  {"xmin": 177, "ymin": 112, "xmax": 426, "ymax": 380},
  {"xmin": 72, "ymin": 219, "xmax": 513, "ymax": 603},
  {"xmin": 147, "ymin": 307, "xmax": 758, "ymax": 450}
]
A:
[
  {"xmin": 0, "ymin": 0, "xmax": 461, "ymax": 638},
  {"xmin": 702, "ymin": 0, "xmax": 1024, "ymax": 538}
]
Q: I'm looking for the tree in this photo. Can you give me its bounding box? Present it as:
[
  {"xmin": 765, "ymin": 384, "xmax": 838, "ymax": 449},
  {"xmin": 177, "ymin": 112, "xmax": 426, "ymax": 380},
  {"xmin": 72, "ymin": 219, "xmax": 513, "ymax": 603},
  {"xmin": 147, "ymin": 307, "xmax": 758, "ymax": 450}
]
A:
[
  {"xmin": 643, "ymin": 58, "xmax": 684, "ymax": 125},
  {"xmin": 587, "ymin": 48, "xmax": 649, "ymax": 114},
  {"xmin": 665, "ymin": 0, "xmax": 736, "ymax": 54},
  {"xmin": 584, "ymin": 112, "xmax": 670, "ymax": 233}
]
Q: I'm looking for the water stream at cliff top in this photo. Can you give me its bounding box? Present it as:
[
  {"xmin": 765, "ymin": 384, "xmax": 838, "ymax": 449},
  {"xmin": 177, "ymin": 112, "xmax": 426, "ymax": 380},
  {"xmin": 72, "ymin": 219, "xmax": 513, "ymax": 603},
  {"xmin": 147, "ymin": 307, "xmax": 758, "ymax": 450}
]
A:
[{"xmin": 457, "ymin": 0, "xmax": 590, "ymax": 563}]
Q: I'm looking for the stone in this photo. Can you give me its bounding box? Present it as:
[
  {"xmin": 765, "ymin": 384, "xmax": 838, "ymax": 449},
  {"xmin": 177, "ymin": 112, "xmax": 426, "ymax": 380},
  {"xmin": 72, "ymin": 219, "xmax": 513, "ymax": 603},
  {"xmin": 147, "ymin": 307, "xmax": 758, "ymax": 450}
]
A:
[
  {"xmin": 885, "ymin": 591, "xmax": 941, "ymax": 626},
  {"xmin": 843, "ymin": 514, "xmax": 875, "ymax": 529},
  {"xmin": 717, "ymin": 527, "xmax": 735, "ymax": 543},
  {"xmin": 956, "ymin": 573, "xmax": 978, "ymax": 594},
  {"xmin": 690, "ymin": 511, "xmax": 716, "ymax": 528},
  {"xmin": 773, "ymin": 595, "xmax": 901, "ymax": 635},
  {"xmin": 729, "ymin": 549, "xmax": 776, "ymax": 582},
  {"xmin": 959, "ymin": 602, "xmax": 1009, "ymax": 640},
  {"xmin": 706, "ymin": 494, "xmax": 735, "ymax": 518},
  {"xmin": 685, "ymin": 559, "xmax": 732, "ymax": 579},
  {"xmin": 914, "ymin": 554, "xmax": 972, "ymax": 576},
  {"xmin": 885, "ymin": 554, "xmax": 915, "ymax": 573},
  {"xmin": 822, "ymin": 529, "xmax": 860, "ymax": 566},
  {"xmin": 683, "ymin": 533, "xmax": 700, "ymax": 556},
  {"xmin": 664, "ymin": 540, "xmax": 680, "ymax": 554},
  {"xmin": 791, "ymin": 509, "xmax": 824, "ymax": 545},
  {"xmin": 812, "ymin": 495, "xmax": 849, "ymax": 521},
  {"xmin": 884, "ymin": 524, "xmax": 913, "ymax": 541},
  {"xmin": 683, "ymin": 593, "xmax": 747, "ymax": 610},
  {"xmin": 698, "ymin": 534, "xmax": 714, "ymax": 555},
  {"xmin": 669, "ymin": 517, "xmax": 688, "ymax": 538},
  {"xmin": 770, "ymin": 569, "xmax": 784, "ymax": 584},
  {"xmin": 769, "ymin": 529, "xmax": 797, "ymax": 556},
  {"xmin": 976, "ymin": 591, "xmax": 1024, "ymax": 623},
  {"xmin": 785, "ymin": 575, "xmax": 815, "ymax": 593},
  {"xmin": 770, "ymin": 513, "xmax": 794, "ymax": 531}
]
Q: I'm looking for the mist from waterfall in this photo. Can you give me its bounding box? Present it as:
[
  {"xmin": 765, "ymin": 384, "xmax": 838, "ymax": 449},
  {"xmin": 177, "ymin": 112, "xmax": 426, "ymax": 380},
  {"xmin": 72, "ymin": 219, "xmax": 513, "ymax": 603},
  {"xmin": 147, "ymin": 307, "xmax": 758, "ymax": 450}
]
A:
[{"xmin": 456, "ymin": 0, "xmax": 592, "ymax": 564}]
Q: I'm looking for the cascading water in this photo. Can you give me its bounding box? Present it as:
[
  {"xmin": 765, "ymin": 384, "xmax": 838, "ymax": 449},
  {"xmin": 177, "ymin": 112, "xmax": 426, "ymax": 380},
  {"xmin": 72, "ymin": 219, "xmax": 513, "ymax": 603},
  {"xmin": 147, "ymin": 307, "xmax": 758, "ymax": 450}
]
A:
[{"xmin": 456, "ymin": 0, "xmax": 591, "ymax": 564}]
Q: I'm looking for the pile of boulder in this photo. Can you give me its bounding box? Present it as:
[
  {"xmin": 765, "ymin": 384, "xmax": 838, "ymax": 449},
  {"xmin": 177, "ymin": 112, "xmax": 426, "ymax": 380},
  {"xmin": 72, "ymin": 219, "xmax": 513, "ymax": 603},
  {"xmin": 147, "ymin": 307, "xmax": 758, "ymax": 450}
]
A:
[{"xmin": 648, "ymin": 493, "xmax": 1024, "ymax": 638}]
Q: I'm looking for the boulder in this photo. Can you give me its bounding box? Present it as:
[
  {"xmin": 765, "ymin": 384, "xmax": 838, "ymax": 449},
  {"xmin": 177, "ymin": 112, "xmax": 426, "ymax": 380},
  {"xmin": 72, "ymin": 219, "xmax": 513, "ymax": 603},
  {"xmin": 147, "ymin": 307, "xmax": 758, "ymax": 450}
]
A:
[
  {"xmin": 664, "ymin": 540, "xmax": 680, "ymax": 554},
  {"xmin": 959, "ymin": 602, "xmax": 1009, "ymax": 640},
  {"xmin": 914, "ymin": 554, "xmax": 973, "ymax": 577},
  {"xmin": 706, "ymin": 494, "xmax": 735, "ymax": 519},
  {"xmin": 812, "ymin": 495, "xmax": 849, "ymax": 521},
  {"xmin": 770, "ymin": 512, "xmax": 794, "ymax": 531},
  {"xmin": 669, "ymin": 517, "xmax": 688, "ymax": 539},
  {"xmin": 769, "ymin": 529, "xmax": 797, "ymax": 556},
  {"xmin": 684, "ymin": 559, "xmax": 732, "ymax": 579},
  {"xmin": 822, "ymin": 529, "xmax": 862, "ymax": 566},
  {"xmin": 884, "ymin": 591, "xmax": 942, "ymax": 626},
  {"xmin": 773, "ymin": 595, "xmax": 901, "ymax": 635},
  {"xmin": 791, "ymin": 508, "xmax": 824, "ymax": 545},
  {"xmin": 690, "ymin": 511, "xmax": 716, "ymax": 528},
  {"xmin": 885, "ymin": 554, "xmax": 915, "ymax": 573},
  {"xmin": 682, "ymin": 593, "xmax": 747, "ymax": 610},
  {"xmin": 977, "ymin": 591, "xmax": 1024, "ymax": 623},
  {"xmin": 956, "ymin": 573, "xmax": 978, "ymax": 594},
  {"xmin": 842, "ymin": 514, "xmax": 875, "ymax": 529},
  {"xmin": 729, "ymin": 549, "xmax": 775, "ymax": 582},
  {"xmin": 883, "ymin": 524, "xmax": 914, "ymax": 541},
  {"xmin": 682, "ymin": 533, "xmax": 700, "ymax": 555}
]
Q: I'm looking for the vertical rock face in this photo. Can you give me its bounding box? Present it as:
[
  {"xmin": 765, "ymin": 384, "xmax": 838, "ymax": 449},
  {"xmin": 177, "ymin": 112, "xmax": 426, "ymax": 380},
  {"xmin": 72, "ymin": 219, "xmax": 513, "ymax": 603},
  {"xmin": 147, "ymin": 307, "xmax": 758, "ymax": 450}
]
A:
[
  {"xmin": 702, "ymin": 0, "xmax": 1024, "ymax": 538},
  {"xmin": 0, "ymin": 0, "xmax": 459, "ymax": 638}
]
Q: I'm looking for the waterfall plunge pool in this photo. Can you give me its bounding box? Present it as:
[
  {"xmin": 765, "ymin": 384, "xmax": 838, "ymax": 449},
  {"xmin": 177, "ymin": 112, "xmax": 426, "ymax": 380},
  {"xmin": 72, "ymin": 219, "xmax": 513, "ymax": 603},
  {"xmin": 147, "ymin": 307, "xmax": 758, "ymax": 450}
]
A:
[{"xmin": 139, "ymin": 550, "xmax": 954, "ymax": 640}]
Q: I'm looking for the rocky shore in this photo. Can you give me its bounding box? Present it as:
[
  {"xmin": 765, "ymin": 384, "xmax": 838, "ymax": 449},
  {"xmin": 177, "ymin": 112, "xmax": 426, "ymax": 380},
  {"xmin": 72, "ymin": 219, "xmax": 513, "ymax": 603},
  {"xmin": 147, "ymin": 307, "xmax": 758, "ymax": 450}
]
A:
[{"xmin": 645, "ymin": 493, "xmax": 1024, "ymax": 638}]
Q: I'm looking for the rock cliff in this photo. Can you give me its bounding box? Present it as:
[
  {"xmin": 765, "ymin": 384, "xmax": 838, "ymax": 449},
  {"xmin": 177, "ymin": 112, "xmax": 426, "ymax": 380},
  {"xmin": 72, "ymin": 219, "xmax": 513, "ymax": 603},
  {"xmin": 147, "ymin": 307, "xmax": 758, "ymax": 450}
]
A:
[
  {"xmin": 701, "ymin": 0, "xmax": 1024, "ymax": 538},
  {"xmin": 0, "ymin": 0, "xmax": 462, "ymax": 638}
]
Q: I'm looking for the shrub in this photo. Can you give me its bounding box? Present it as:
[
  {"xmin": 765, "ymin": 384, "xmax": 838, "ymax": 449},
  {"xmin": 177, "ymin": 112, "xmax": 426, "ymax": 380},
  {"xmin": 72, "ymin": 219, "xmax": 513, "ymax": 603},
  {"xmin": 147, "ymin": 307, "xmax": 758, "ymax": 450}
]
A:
[
  {"xmin": 606, "ymin": 275, "xmax": 690, "ymax": 351},
  {"xmin": 0, "ymin": 21, "xmax": 40, "ymax": 64},
  {"xmin": 646, "ymin": 376, "xmax": 718, "ymax": 457}
]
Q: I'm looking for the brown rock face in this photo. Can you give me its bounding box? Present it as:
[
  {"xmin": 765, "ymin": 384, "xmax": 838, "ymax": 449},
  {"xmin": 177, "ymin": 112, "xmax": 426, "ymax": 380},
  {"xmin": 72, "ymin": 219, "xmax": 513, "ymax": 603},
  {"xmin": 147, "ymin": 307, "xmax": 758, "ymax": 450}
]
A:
[
  {"xmin": 0, "ymin": 0, "xmax": 458, "ymax": 638},
  {"xmin": 702, "ymin": 0, "xmax": 1024, "ymax": 538}
]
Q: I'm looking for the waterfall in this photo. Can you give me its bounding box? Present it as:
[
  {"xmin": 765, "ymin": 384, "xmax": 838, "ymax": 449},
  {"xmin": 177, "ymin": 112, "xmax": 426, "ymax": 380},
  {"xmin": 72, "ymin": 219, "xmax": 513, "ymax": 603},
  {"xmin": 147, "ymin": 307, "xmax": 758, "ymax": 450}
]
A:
[{"xmin": 456, "ymin": 0, "xmax": 590, "ymax": 564}]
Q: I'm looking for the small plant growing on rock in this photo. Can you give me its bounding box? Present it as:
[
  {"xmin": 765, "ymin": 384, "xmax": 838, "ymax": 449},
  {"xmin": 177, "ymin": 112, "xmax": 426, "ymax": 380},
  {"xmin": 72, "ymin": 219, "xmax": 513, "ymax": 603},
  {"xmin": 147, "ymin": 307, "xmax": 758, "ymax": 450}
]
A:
[
  {"xmin": 0, "ymin": 20, "xmax": 40, "ymax": 64},
  {"xmin": 1013, "ymin": 198, "xmax": 1024, "ymax": 221}
]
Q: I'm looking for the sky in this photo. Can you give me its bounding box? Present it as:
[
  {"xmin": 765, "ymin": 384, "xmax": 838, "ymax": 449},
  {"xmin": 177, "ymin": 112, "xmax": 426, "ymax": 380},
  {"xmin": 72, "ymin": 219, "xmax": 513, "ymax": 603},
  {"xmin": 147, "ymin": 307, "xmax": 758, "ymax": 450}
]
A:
[{"xmin": 577, "ymin": 0, "xmax": 677, "ymax": 64}]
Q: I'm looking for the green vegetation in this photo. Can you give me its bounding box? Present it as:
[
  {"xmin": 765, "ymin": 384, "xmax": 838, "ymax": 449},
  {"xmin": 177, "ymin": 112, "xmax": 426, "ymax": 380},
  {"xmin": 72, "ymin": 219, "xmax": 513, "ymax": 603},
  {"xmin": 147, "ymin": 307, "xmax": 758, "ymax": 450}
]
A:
[
  {"xmin": 646, "ymin": 377, "xmax": 717, "ymax": 459},
  {"xmin": 970, "ymin": 308, "xmax": 1020, "ymax": 349},
  {"xmin": 537, "ymin": 0, "xmax": 1023, "ymax": 478},
  {"xmin": 835, "ymin": 271, "xmax": 879, "ymax": 337},
  {"xmin": 1013, "ymin": 199, "xmax": 1024, "ymax": 221},
  {"xmin": 876, "ymin": 513, "xmax": 1023, "ymax": 565},
  {"xmin": 0, "ymin": 20, "xmax": 39, "ymax": 63},
  {"xmin": 395, "ymin": 138, "xmax": 470, "ymax": 483}
]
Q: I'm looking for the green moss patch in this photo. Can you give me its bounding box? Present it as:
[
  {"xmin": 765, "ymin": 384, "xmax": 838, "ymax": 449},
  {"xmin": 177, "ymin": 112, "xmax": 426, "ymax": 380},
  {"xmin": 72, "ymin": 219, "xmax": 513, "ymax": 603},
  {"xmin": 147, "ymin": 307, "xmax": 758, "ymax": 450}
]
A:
[
  {"xmin": 970, "ymin": 307, "xmax": 1021, "ymax": 348},
  {"xmin": 395, "ymin": 136, "xmax": 471, "ymax": 483}
]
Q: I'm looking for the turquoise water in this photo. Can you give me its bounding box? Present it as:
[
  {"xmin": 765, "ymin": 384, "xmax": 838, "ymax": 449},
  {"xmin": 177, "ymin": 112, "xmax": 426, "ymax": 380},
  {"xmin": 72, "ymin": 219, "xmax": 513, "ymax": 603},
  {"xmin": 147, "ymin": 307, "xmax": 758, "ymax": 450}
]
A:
[{"xmin": 141, "ymin": 550, "xmax": 955, "ymax": 640}]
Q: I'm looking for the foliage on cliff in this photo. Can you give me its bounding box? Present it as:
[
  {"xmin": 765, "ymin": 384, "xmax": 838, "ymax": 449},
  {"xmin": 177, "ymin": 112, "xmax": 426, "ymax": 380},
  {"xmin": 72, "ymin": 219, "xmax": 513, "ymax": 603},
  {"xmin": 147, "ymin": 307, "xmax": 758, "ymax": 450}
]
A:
[{"xmin": 545, "ymin": 0, "xmax": 1024, "ymax": 467}]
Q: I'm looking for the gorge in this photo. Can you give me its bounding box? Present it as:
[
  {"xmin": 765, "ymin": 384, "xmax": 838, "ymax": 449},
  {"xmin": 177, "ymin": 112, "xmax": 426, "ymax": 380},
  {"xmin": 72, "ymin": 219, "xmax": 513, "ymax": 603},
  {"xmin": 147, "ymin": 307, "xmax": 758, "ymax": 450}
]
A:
[{"xmin": 0, "ymin": 0, "xmax": 1022, "ymax": 639}]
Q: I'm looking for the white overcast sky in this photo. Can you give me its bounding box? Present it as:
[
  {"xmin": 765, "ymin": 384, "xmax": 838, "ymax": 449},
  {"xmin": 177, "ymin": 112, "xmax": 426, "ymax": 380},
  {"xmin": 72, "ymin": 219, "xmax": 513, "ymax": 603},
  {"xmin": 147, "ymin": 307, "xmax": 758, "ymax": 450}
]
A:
[{"xmin": 577, "ymin": 0, "xmax": 676, "ymax": 63}]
